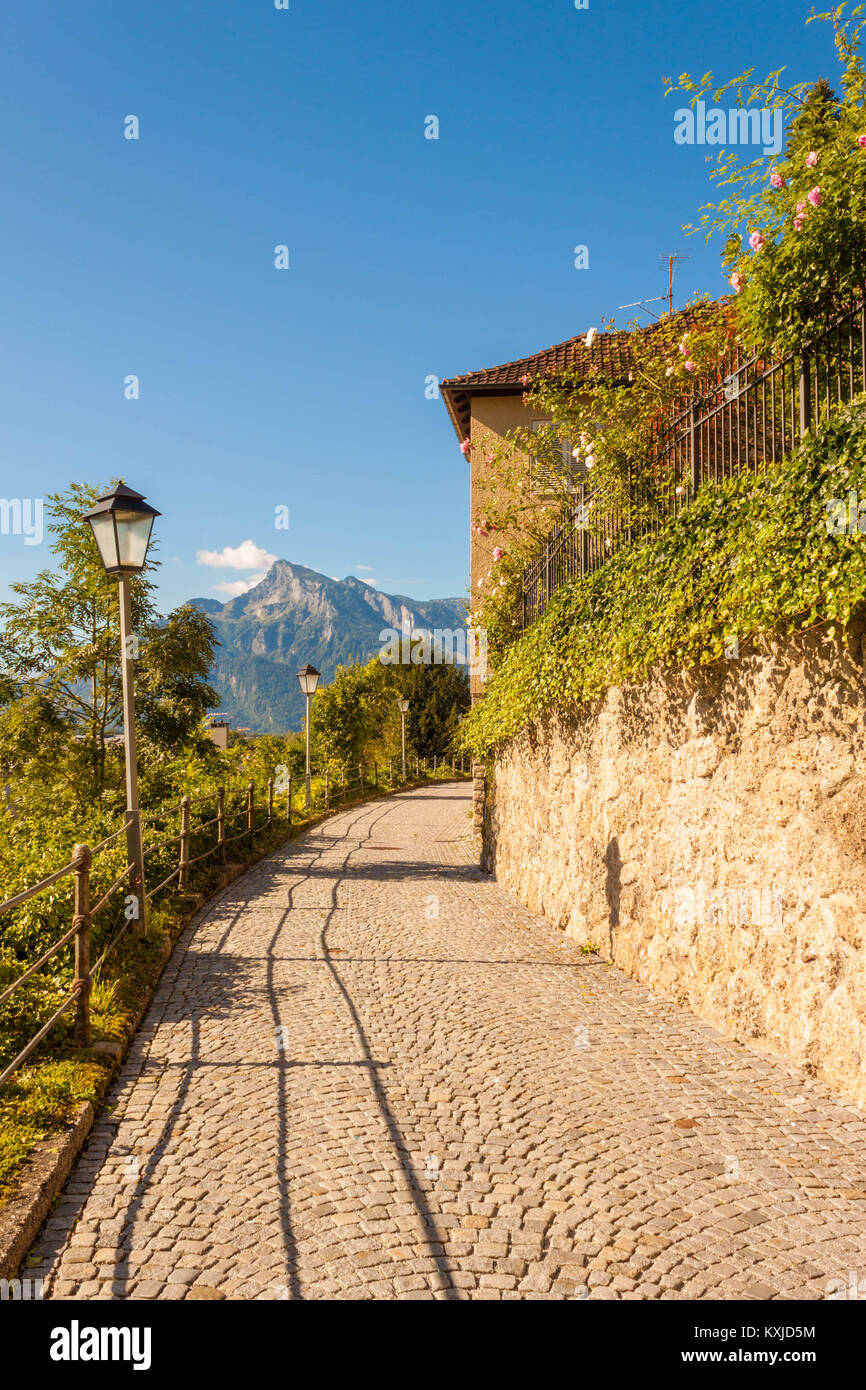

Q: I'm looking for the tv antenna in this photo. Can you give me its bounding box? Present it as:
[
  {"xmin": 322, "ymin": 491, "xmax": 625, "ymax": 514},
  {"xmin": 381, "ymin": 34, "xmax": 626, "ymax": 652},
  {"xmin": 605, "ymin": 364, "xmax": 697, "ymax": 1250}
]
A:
[
  {"xmin": 618, "ymin": 251, "xmax": 691, "ymax": 320},
  {"xmin": 661, "ymin": 251, "xmax": 689, "ymax": 313}
]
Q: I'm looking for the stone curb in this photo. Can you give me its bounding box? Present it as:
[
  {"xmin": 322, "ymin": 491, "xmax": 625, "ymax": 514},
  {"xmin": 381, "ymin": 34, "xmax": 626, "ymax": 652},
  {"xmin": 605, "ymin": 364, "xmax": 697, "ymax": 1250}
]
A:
[{"xmin": 0, "ymin": 1101, "xmax": 95, "ymax": 1281}]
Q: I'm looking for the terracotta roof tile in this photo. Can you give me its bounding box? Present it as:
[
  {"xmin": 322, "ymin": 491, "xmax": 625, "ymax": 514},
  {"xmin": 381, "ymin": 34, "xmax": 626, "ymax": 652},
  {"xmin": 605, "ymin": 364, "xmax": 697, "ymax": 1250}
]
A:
[
  {"xmin": 440, "ymin": 328, "xmax": 635, "ymax": 392},
  {"xmin": 440, "ymin": 304, "xmax": 726, "ymax": 443}
]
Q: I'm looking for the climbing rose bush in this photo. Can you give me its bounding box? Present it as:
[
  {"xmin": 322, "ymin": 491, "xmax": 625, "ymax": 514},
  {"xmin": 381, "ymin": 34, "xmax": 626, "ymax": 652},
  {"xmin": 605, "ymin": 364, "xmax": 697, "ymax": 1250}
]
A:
[{"xmin": 669, "ymin": 6, "xmax": 866, "ymax": 353}]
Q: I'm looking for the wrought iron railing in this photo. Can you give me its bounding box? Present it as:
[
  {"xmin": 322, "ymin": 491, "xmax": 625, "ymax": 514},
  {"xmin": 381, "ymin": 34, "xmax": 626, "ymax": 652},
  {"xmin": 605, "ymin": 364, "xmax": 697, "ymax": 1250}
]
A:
[{"xmin": 520, "ymin": 296, "xmax": 866, "ymax": 630}]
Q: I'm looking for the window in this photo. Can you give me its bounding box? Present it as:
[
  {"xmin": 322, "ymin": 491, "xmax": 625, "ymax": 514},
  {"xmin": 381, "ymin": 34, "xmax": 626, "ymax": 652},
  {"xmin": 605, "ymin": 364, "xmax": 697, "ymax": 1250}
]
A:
[{"xmin": 530, "ymin": 420, "xmax": 583, "ymax": 493}]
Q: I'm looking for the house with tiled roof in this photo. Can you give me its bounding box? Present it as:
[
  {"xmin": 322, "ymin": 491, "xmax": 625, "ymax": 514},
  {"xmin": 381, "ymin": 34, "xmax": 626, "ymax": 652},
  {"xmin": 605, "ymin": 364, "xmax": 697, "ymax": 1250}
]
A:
[
  {"xmin": 441, "ymin": 326, "xmax": 639, "ymax": 697},
  {"xmin": 441, "ymin": 309, "xmax": 719, "ymax": 696}
]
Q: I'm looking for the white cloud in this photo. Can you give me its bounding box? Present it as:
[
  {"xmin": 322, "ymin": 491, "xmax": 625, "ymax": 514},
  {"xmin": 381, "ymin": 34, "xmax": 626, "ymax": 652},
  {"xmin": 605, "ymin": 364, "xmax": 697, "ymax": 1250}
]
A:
[
  {"xmin": 354, "ymin": 564, "xmax": 374, "ymax": 572},
  {"xmin": 196, "ymin": 540, "xmax": 277, "ymax": 571},
  {"xmin": 213, "ymin": 572, "xmax": 266, "ymax": 597}
]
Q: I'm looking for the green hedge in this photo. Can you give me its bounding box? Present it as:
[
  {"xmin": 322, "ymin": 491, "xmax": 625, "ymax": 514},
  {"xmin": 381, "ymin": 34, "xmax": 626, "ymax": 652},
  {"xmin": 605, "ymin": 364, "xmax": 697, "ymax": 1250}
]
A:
[{"xmin": 463, "ymin": 396, "xmax": 866, "ymax": 758}]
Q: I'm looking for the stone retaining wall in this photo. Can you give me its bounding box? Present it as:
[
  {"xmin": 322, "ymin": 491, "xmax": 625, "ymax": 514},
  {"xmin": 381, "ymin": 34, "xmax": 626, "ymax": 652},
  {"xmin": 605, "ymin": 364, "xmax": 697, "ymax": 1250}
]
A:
[{"xmin": 486, "ymin": 619, "xmax": 866, "ymax": 1105}]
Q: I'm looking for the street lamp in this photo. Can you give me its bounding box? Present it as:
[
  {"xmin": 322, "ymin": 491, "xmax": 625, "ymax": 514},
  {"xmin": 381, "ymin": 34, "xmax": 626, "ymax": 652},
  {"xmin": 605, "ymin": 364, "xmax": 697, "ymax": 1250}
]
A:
[
  {"xmin": 297, "ymin": 664, "xmax": 320, "ymax": 807},
  {"xmin": 84, "ymin": 483, "xmax": 160, "ymax": 936},
  {"xmin": 397, "ymin": 697, "xmax": 409, "ymax": 780}
]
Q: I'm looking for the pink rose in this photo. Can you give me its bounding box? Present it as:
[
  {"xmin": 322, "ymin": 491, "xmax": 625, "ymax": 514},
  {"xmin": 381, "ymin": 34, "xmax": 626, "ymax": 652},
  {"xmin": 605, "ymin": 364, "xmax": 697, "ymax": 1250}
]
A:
[
  {"xmin": 796, "ymin": 201, "xmax": 807, "ymax": 213},
  {"xmin": 730, "ymin": 272, "xmax": 746, "ymax": 293},
  {"xmin": 793, "ymin": 217, "xmax": 804, "ymax": 231},
  {"xmin": 460, "ymin": 438, "xmax": 471, "ymax": 455},
  {"xmin": 770, "ymin": 168, "xmax": 785, "ymax": 189},
  {"xmin": 748, "ymin": 231, "xmax": 765, "ymax": 252},
  {"xmin": 684, "ymin": 360, "xmax": 696, "ymax": 372},
  {"xmin": 805, "ymin": 150, "xmax": 819, "ymax": 168},
  {"xmin": 859, "ymin": 134, "xmax": 866, "ymax": 149},
  {"xmin": 492, "ymin": 547, "xmax": 503, "ymax": 561},
  {"xmin": 808, "ymin": 186, "xmax": 821, "ymax": 207}
]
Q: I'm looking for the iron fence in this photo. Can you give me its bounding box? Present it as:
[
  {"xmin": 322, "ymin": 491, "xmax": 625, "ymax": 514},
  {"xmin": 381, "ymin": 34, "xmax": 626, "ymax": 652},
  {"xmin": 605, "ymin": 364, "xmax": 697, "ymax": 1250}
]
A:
[{"xmin": 520, "ymin": 296, "xmax": 866, "ymax": 630}]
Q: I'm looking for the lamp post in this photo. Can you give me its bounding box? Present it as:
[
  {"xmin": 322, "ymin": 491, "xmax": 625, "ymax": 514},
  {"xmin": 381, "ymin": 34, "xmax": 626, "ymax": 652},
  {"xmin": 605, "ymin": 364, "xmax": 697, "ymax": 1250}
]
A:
[
  {"xmin": 297, "ymin": 664, "xmax": 320, "ymax": 807},
  {"xmin": 84, "ymin": 483, "xmax": 160, "ymax": 937},
  {"xmin": 397, "ymin": 697, "xmax": 409, "ymax": 780}
]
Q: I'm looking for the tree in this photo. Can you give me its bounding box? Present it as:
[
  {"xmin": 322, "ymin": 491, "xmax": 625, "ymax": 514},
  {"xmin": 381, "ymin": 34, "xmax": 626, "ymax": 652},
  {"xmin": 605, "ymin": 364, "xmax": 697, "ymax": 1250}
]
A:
[
  {"xmin": 310, "ymin": 656, "xmax": 470, "ymax": 769},
  {"xmin": 402, "ymin": 661, "xmax": 470, "ymax": 756},
  {"xmin": 0, "ymin": 483, "xmax": 218, "ymax": 806}
]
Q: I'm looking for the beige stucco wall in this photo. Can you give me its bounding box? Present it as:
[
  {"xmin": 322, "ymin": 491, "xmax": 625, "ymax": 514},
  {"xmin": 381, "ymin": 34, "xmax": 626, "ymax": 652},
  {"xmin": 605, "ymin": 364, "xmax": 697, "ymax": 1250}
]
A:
[
  {"xmin": 469, "ymin": 394, "xmax": 536, "ymax": 700},
  {"xmin": 484, "ymin": 621, "xmax": 866, "ymax": 1106}
]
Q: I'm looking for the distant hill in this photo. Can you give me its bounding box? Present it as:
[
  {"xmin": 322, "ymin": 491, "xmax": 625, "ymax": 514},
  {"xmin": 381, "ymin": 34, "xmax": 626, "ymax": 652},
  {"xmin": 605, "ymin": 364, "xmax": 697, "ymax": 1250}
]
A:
[{"xmin": 185, "ymin": 560, "xmax": 465, "ymax": 733}]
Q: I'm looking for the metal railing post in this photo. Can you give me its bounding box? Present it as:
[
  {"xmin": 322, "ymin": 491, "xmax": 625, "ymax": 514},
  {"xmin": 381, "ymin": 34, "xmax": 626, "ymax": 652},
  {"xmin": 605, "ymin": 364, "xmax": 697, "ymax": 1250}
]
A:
[
  {"xmin": 217, "ymin": 786, "xmax": 226, "ymax": 863},
  {"xmin": 359, "ymin": 762, "xmax": 364, "ymax": 793},
  {"xmin": 247, "ymin": 782, "xmax": 254, "ymax": 835},
  {"xmin": 325, "ymin": 769, "xmax": 330, "ymax": 809},
  {"xmin": 389, "ymin": 758, "xmax": 393, "ymax": 788},
  {"xmin": 799, "ymin": 350, "xmax": 812, "ymax": 437},
  {"xmin": 544, "ymin": 538, "xmax": 551, "ymax": 609},
  {"xmin": 72, "ymin": 844, "xmax": 92, "ymax": 1048},
  {"xmin": 689, "ymin": 403, "xmax": 698, "ymax": 495},
  {"xmin": 341, "ymin": 766, "xmax": 346, "ymax": 804},
  {"xmin": 267, "ymin": 777, "xmax": 274, "ymax": 826},
  {"xmin": 287, "ymin": 775, "xmax": 293, "ymax": 828},
  {"xmin": 179, "ymin": 795, "xmax": 191, "ymax": 892}
]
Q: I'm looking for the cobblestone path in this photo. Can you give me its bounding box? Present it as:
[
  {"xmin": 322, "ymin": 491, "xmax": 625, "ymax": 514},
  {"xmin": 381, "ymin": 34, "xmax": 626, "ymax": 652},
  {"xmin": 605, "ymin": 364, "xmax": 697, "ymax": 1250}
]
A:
[{"xmin": 32, "ymin": 783, "xmax": 866, "ymax": 1300}]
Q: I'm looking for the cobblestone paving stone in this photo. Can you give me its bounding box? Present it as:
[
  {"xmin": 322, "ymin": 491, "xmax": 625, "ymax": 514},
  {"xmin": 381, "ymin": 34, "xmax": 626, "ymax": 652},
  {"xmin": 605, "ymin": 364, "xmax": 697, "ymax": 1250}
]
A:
[{"xmin": 31, "ymin": 783, "xmax": 866, "ymax": 1301}]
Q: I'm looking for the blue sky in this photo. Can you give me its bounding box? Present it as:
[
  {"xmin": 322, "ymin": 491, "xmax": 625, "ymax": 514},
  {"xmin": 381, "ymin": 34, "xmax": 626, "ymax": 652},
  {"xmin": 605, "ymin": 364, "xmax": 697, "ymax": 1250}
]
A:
[{"xmin": 0, "ymin": 0, "xmax": 837, "ymax": 610}]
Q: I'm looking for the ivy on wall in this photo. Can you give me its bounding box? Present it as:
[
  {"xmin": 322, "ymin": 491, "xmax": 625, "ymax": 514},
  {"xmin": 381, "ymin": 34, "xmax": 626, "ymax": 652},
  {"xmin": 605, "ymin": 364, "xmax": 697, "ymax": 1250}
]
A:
[{"xmin": 461, "ymin": 396, "xmax": 866, "ymax": 759}]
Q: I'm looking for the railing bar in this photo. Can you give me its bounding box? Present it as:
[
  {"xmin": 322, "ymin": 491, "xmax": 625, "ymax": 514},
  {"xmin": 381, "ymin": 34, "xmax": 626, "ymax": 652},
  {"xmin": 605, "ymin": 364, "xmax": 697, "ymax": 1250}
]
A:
[
  {"xmin": 89, "ymin": 825, "xmax": 129, "ymax": 856},
  {"xmin": 0, "ymin": 920, "xmax": 83, "ymax": 1007},
  {"xmin": 0, "ymin": 861, "xmax": 77, "ymax": 915},
  {"xmin": 144, "ymin": 866, "xmax": 181, "ymax": 901},
  {"xmin": 188, "ymin": 815, "xmax": 220, "ymax": 833},
  {"xmin": 89, "ymin": 863, "xmax": 135, "ymax": 918},
  {"xmin": 142, "ymin": 832, "xmax": 182, "ymax": 858},
  {"xmin": 139, "ymin": 803, "xmax": 183, "ymax": 826},
  {"xmin": 90, "ymin": 912, "xmax": 136, "ymax": 978},
  {"xmin": 0, "ymin": 991, "xmax": 78, "ymax": 1089},
  {"xmin": 185, "ymin": 843, "xmax": 221, "ymax": 868}
]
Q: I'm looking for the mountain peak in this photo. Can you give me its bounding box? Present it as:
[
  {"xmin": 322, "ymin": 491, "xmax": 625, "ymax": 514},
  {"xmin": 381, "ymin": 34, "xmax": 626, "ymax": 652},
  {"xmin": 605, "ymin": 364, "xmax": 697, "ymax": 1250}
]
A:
[{"xmin": 185, "ymin": 558, "xmax": 465, "ymax": 734}]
